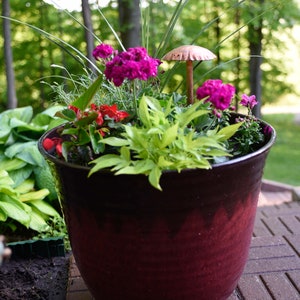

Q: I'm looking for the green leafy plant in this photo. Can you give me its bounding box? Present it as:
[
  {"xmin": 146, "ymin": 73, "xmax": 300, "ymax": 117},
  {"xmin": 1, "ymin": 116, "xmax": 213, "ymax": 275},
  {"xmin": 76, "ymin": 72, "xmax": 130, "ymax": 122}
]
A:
[
  {"xmin": 0, "ymin": 106, "xmax": 66, "ymax": 235},
  {"xmin": 42, "ymin": 45, "xmax": 270, "ymax": 190},
  {"xmin": 89, "ymin": 95, "xmax": 242, "ymax": 190}
]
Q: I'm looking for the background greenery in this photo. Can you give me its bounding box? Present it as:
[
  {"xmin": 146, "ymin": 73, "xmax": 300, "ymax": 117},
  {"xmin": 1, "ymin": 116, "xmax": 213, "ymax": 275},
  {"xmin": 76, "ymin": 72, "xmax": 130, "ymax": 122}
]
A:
[
  {"xmin": 1, "ymin": 0, "xmax": 300, "ymax": 112},
  {"xmin": 262, "ymin": 113, "xmax": 300, "ymax": 186}
]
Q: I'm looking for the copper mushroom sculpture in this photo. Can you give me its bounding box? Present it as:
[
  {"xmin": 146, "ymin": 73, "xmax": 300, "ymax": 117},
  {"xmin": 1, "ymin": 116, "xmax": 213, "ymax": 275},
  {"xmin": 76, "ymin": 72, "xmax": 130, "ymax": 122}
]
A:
[{"xmin": 162, "ymin": 45, "xmax": 216, "ymax": 104}]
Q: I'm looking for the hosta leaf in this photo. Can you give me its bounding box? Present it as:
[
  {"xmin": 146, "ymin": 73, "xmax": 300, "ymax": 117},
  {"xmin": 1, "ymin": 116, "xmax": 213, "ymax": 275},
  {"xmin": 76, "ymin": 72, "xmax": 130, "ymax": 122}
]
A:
[
  {"xmin": 0, "ymin": 157, "xmax": 27, "ymax": 172},
  {"xmin": 8, "ymin": 165, "xmax": 33, "ymax": 187},
  {"xmin": 27, "ymin": 207, "xmax": 50, "ymax": 232},
  {"xmin": 0, "ymin": 186, "xmax": 17, "ymax": 197},
  {"xmin": 0, "ymin": 170, "xmax": 14, "ymax": 186},
  {"xmin": 0, "ymin": 195, "xmax": 31, "ymax": 227},
  {"xmin": 5, "ymin": 142, "xmax": 45, "ymax": 167},
  {"xmin": 14, "ymin": 178, "xmax": 35, "ymax": 194},
  {"xmin": 0, "ymin": 208, "xmax": 7, "ymax": 222},
  {"xmin": 27, "ymin": 200, "xmax": 59, "ymax": 217},
  {"xmin": 19, "ymin": 189, "xmax": 50, "ymax": 202}
]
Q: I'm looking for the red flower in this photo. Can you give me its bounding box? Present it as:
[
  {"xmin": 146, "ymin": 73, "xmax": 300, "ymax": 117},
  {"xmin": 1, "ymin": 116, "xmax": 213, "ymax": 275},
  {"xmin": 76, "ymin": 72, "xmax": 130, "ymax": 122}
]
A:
[
  {"xmin": 100, "ymin": 104, "xmax": 118, "ymax": 118},
  {"xmin": 115, "ymin": 110, "xmax": 130, "ymax": 122},
  {"xmin": 100, "ymin": 104, "xmax": 129, "ymax": 122},
  {"xmin": 43, "ymin": 137, "xmax": 63, "ymax": 157},
  {"xmin": 43, "ymin": 138, "xmax": 55, "ymax": 151},
  {"xmin": 96, "ymin": 112, "xmax": 104, "ymax": 126}
]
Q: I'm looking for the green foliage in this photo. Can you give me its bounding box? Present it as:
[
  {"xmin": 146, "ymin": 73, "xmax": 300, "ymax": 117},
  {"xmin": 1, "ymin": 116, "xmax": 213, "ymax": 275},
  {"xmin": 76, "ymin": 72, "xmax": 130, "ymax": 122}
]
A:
[
  {"xmin": 0, "ymin": 105, "xmax": 66, "ymax": 234},
  {"xmin": 1, "ymin": 0, "xmax": 300, "ymax": 111},
  {"xmin": 89, "ymin": 95, "xmax": 242, "ymax": 190},
  {"xmin": 33, "ymin": 215, "xmax": 71, "ymax": 250},
  {"xmin": 263, "ymin": 113, "xmax": 300, "ymax": 186}
]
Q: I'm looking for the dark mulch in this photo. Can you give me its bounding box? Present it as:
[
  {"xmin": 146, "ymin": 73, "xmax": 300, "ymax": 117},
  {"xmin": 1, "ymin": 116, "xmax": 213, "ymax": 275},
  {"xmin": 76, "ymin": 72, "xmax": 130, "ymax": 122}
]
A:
[{"xmin": 0, "ymin": 253, "xmax": 70, "ymax": 300}]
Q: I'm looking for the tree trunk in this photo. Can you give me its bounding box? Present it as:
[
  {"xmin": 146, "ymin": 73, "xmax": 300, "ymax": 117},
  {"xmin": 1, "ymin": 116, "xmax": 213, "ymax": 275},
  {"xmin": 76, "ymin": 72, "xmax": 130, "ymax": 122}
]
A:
[
  {"xmin": 118, "ymin": 0, "xmax": 141, "ymax": 49},
  {"xmin": 2, "ymin": 0, "xmax": 18, "ymax": 109},
  {"xmin": 248, "ymin": 0, "xmax": 263, "ymax": 118},
  {"xmin": 81, "ymin": 0, "xmax": 96, "ymax": 73}
]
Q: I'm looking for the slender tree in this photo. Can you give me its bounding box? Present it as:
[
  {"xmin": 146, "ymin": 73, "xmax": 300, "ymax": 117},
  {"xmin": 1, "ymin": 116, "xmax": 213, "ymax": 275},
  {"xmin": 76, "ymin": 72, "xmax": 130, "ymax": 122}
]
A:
[
  {"xmin": 118, "ymin": 0, "xmax": 141, "ymax": 48},
  {"xmin": 2, "ymin": 0, "xmax": 18, "ymax": 109},
  {"xmin": 248, "ymin": 0, "xmax": 263, "ymax": 118},
  {"xmin": 82, "ymin": 0, "xmax": 96, "ymax": 73}
]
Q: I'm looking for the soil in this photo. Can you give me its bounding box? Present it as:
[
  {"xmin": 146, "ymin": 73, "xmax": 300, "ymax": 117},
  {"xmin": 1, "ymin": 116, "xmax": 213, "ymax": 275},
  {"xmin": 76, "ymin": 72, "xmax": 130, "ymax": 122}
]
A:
[{"xmin": 0, "ymin": 253, "xmax": 70, "ymax": 300}]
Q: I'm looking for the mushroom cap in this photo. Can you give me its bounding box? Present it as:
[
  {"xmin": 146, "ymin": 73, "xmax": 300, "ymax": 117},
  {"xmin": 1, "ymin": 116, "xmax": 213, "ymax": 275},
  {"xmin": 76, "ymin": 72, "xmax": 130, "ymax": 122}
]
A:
[{"xmin": 162, "ymin": 45, "xmax": 216, "ymax": 61}]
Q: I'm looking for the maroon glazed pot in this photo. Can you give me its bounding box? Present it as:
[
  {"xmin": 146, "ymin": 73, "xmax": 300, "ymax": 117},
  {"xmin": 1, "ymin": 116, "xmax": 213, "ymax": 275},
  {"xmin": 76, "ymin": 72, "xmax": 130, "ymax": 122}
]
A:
[{"xmin": 38, "ymin": 119, "xmax": 275, "ymax": 300}]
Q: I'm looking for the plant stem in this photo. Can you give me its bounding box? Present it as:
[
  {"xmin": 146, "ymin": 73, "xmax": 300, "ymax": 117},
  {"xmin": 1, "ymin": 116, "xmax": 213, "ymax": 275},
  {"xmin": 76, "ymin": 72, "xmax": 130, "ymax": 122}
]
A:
[{"xmin": 186, "ymin": 60, "xmax": 194, "ymax": 105}]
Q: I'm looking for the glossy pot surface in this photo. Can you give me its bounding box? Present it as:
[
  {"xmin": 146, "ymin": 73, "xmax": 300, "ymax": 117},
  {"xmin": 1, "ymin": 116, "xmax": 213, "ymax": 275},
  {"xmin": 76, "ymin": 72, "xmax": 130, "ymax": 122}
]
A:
[{"xmin": 38, "ymin": 120, "xmax": 275, "ymax": 300}]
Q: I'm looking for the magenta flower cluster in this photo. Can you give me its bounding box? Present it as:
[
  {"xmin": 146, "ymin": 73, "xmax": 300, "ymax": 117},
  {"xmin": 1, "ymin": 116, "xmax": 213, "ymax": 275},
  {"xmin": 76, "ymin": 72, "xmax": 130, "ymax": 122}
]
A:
[
  {"xmin": 93, "ymin": 44, "xmax": 114, "ymax": 59},
  {"xmin": 196, "ymin": 79, "xmax": 235, "ymax": 111},
  {"xmin": 93, "ymin": 44, "xmax": 161, "ymax": 87}
]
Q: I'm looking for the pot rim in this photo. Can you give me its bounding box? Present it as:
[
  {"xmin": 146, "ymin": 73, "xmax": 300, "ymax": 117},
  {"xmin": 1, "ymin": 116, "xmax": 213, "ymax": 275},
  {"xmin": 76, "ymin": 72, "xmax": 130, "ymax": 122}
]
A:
[{"xmin": 38, "ymin": 115, "xmax": 276, "ymax": 172}]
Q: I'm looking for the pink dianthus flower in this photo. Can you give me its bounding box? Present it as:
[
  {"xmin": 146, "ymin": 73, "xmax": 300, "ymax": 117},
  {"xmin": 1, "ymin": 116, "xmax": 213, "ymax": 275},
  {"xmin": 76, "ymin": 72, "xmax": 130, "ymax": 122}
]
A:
[
  {"xmin": 93, "ymin": 44, "xmax": 114, "ymax": 60},
  {"xmin": 196, "ymin": 79, "xmax": 235, "ymax": 111}
]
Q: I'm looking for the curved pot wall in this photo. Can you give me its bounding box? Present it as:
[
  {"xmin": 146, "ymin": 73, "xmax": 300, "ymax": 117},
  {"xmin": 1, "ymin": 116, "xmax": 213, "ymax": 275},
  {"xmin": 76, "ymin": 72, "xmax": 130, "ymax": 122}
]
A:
[{"xmin": 39, "ymin": 121, "xmax": 275, "ymax": 300}]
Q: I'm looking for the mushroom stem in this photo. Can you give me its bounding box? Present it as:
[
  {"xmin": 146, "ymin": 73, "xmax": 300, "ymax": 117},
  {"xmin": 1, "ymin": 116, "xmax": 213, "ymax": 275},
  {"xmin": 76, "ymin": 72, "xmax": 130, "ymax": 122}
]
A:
[{"xmin": 186, "ymin": 60, "xmax": 194, "ymax": 104}]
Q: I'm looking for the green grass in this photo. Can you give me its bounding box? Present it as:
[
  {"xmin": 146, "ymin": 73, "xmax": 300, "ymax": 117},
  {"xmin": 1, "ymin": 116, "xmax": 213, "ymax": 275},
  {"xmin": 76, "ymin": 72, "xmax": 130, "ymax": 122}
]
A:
[{"xmin": 261, "ymin": 113, "xmax": 300, "ymax": 186}]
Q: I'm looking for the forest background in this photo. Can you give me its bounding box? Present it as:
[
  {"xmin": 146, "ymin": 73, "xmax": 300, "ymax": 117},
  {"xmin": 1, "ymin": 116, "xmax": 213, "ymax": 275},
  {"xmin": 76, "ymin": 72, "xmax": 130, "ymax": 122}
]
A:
[{"xmin": 1, "ymin": 0, "xmax": 300, "ymax": 115}]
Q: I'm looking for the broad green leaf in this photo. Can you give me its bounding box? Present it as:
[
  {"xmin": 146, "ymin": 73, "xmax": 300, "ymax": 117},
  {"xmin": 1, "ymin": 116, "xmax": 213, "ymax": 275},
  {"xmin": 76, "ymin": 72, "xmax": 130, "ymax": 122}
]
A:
[
  {"xmin": 5, "ymin": 142, "xmax": 45, "ymax": 167},
  {"xmin": 55, "ymin": 108, "xmax": 77, "ymax": 121},
  {"xmin": 89, "ymin": 124, "xmax": 105, "ymax": 154},
  {"xmin": 0, "ymin": 106, "xmax": 33, "ymax": 124},
  {"xmin": 15, "ymin": 178, "xmax": 35, "ymax": 194},
  {"xmin": 75, "ymin": 111, "xmax": 98, "ymax": 127},
  {"xmin": 8, "ymin": 165, "xmax": 33, "ymax": 187},
  {"xmin": 71, "ymin": 75, "xmax": 103, "ymax": 111},
  {"xmin": 19, "ymin": 189, "xmax": 50, "ymax": 202},
  {"xmin": 77, "ymin": 128, "xmax": 91, "ymax": 145},
  {"xmin": 0, "ymin": 195, "xmax": 31, "ymax": 227},
  {"xmin": 27, "ymin": 207, "xmax": 50, "ymax": 232},
  {"xmin": 0, "ymin": 157, "xmax": 27, "ymax": 171},
  {"xmin": 0, "ymin": 208, "xmax": 7, "ymax": 222},
  {"xmin": 0, "ymin": 170, "xmax": 14, "ymax": 186},
  {"xmin": 27, "ymin": 200, "xmax": 59, "ymax": 217},
  {"xmin": 0, "ymin": 186, "xmax": 17, "ymax": 197}
]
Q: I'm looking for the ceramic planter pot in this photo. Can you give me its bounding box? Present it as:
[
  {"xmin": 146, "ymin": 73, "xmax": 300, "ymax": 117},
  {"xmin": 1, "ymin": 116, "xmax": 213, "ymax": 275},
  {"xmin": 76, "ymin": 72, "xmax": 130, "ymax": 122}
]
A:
[{"xmin": 38, "ymin": 118, "xmax": 275, "ymax": 300}]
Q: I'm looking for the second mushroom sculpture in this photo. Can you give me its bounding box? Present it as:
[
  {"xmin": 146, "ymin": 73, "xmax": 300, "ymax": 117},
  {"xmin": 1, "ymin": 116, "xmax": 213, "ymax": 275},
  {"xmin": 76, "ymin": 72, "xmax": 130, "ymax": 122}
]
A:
[{"xmin": 162, "ymin": 45, "xmax": 216, "ymax": 104}]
